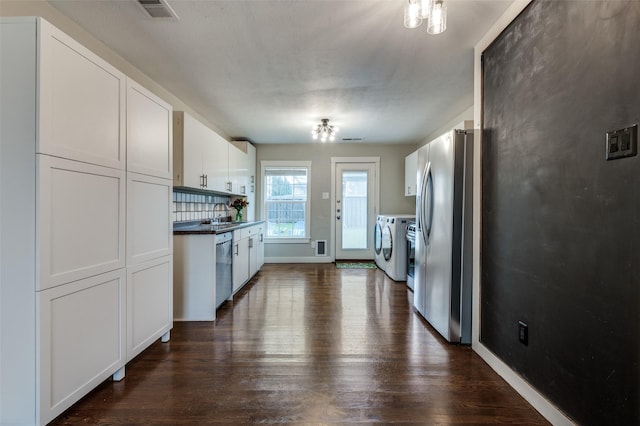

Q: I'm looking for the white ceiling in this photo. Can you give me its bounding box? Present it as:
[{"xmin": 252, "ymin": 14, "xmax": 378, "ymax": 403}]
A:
[{"xmin": 48, "ymin": 0, "xmax": 512, "ymax": 144}]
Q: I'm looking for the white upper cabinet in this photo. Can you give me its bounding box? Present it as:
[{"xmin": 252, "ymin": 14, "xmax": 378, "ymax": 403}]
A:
[
  {"xmin": 246, "ymin": 143, "xmax": 256, "ymax": 221},
  {"xmin": 228, "ymin": 143, "xmax": 248, "ymax": 195},
  {"xmin": 38, "ymin": 19, "xmax": 125, "ymax": 170},
  {"xmin": 126, "ymin": 79, "xmax": 172, "ymax": 178},
  {"xmin": 174, "ymin": 111, "xmax": 205, "ymax": 188},
  {"xmin": 405, "ymin": 150, "xmax": 418, "ymax": 196},
  {"xmin": 173, "ymin": 111, "xmax": 251, "ymax": 196},
  {"xmin": 204, "ymin": 130, "xmax": 229, "ymax": 193}
]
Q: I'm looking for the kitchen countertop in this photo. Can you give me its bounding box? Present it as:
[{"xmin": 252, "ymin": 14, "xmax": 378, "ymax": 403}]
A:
[{"xmin": 173, "ymin": 220, "xmax": 265, "ymax": 235}]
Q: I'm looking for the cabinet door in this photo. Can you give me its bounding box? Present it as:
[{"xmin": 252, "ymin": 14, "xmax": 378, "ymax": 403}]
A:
[
  {"xmin": 38, "ymin": 269, "xmax": 126, "ymax": 425},
  {"xmin": 405, "ymin": 150, "xmax": 418, "ymax": 196},
  {"xmin": 37, "ymin": 155, "xmax": 125, "ymax": 291},
  {"xmin": 127, "ymin": 256, "xmax": 173, "ymax": 361},
  {"xmin": 257, "ymin": 229, "xmax": 265, "ymax": 270},
  {"xmin": 249, "ymin": 236, "xmax": 259, "ymax": 278},
  {"xmin": 205, "ymin": 131, "xmax": 229, "ymax": 193},
  {"xmin": 180, "ymin": 113, "xmax": 206, "ymax": 188},
  {"xmin": 246, "ymin": 143, "xmax": 256, "ymax": 220},
  {"xmin": 38, "ymin": 19, "xmax": 125, "ymax": 169},
  {"xmin": 232, "ymin": 237, "xmax": 249, "ymax": 292},
  {"xmin": 127, "ymin": 173, "xmax": 172, "ymax": 265},
  {"xmin": 127, "ymin": 79, "xmax": 172, "ymax": 179},
  {"xmin": 228, "ymin": 143, "xmax": 248, "ymax": 195}
]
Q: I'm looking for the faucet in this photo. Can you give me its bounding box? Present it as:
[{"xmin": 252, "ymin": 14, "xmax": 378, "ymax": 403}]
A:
[{"xmin": 212, "ymin": 203, "xmax": 230, "ymax": 223}]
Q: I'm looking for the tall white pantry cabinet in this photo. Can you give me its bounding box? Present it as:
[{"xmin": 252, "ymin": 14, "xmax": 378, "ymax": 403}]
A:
[{"xmin": 0, "ymin": 17, "xmax": 173, "ymax": 425}]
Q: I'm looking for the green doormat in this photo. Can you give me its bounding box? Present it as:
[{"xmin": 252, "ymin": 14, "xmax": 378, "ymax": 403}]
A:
[{"xmin": 335, "ymin": 261, "xmax": 377, "ymax": 269}]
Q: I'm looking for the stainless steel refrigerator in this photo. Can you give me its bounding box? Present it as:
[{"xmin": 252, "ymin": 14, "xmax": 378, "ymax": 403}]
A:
[{"xmin": 414, "ymin": 129, "xmax": 473, "ymax": 344}]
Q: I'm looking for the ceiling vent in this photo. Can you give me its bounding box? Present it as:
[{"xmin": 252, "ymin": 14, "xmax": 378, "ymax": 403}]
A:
[
  {"xmin": 341, "ymin": 137, "xmax": 364, "ymax": 141},
  {"xmin": 137, "ymin": 0, "xmax": 178, "ymax": 19}
]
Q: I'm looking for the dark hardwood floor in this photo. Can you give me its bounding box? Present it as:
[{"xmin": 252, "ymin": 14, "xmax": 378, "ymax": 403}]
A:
[{"xmin": 52, "ymin": 264, "xmax": 548, "ymax": 424}]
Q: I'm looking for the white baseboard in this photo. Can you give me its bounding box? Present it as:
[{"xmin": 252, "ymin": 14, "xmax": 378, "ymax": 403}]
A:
[
  {"xmin": 264, "ymin": 256, "xmax": 333, "ymax": 264},
  {"xmin": 473, "ymin": 342, "xmax": 575, "ymax": 426}
]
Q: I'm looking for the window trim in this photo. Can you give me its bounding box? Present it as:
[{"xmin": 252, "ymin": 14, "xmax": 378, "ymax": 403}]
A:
[{"xmin": 261, "ymin": 160, "xmax": 311, "ymax": 244}]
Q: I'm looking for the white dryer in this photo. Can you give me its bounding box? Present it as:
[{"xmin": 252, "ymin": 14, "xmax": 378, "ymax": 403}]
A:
[
  {"xmin": 382, "ymin": 214, "xmax": 415, "ymax": 281},
  {"xmin": 374, "ymin": 214, "xmax": 387, "ymax": 270}
]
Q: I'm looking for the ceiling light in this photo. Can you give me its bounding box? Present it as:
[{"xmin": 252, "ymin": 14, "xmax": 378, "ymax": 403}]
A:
[
  {"xmin": 405, "ymin": 0, "xmax": 447, "ymax": 34},
  {"xmin": 311, "ymin": 119, "xmax": 339, "ymax": 143},
  {"xmin": 404, "ymin": 0, "xmax": 422, "ymax": 29}
]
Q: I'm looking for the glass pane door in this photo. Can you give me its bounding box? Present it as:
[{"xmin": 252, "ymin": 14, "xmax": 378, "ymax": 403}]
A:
[{"xmin": 335, "ymin": 162, "xmax": 375, "ymax": 260}]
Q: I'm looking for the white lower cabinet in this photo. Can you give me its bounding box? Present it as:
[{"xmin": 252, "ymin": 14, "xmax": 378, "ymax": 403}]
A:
[
  {"xmin": 172, "ymin": 235, "xmax": 216, "ymax": 321},
  {"xmin": 127, "ymin": 256, "xmax": 173, "ymax": 361},
  {"xmin": 232, "ymin": 233, "xmax": 250, "ymax": 293},
  {"xmin": 249, "ymin": 225, "xmax": 264, "ymax": 277},
  {"xmin": 233, "ymin": 224, "xmax": 264, "ymax": 294},
  {"xmin": 37, "ymin": 269, "xmax": 126, "ymax": 425},
  {"xmin": 257, "ymin": 228, "xmax": 265, "ymax": 270}
]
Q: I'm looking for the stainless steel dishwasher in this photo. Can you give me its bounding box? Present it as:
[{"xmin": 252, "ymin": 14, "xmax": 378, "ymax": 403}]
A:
[{"xmin": 215, "ymin": 232, "xmax": 233, "ymax": 309}]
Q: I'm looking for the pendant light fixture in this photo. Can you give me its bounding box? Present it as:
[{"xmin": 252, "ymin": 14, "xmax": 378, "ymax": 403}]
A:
[
  {"xmin": 404, "ymin": 0, "xmax": 447, "ymax": 35},
  {"xmin": 311, "ymin": 119, "xmax": 339, "ymax": 142}
]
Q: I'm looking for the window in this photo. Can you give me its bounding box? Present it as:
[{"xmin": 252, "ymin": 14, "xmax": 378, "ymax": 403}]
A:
[{"xmin": 261, "ymin": 161, "xmax": 311, "ymax": 242}]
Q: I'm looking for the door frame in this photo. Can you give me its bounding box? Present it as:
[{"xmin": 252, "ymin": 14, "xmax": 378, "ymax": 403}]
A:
[{"xmin": 330, "ymin": 157, "xmax": 380, "ymax": 261}]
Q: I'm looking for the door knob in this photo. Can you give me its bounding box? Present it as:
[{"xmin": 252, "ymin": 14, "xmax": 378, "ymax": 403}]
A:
[{"xmin": 337, "ymin": 216, "xmax": 341, "ymax": 220}]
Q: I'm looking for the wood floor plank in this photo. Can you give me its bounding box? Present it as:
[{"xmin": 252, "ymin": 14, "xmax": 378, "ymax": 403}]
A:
[{"xmin": 51, "ymin": 264, "xmax": 548, "ymax": 425}]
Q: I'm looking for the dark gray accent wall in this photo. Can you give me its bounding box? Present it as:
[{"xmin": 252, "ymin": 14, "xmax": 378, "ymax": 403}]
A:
[{"xmin": 481, "ymin": 1, "xmax": 639, "ymax": 424}]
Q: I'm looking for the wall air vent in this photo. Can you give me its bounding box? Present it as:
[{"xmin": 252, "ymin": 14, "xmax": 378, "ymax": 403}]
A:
[
  {"xmin": 137, "ymin": 0, "xmax": 179, "ymax": 19},
  {"xmin": 315, "ymin": 240, "xmax": 327, "ymax": 256},
  {"xmin": 341, "ymin": 137, "xmax": 364, "ymax": 141}
]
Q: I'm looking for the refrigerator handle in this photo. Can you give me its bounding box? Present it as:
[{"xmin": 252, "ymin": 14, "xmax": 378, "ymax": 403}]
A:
[
  {"xmin": 425, "ymin": 167, "xmax": 434, "ymax": 244},
  {"xmin": 419, "ymin": 162, "xmax": 433, "ymax": 246}
]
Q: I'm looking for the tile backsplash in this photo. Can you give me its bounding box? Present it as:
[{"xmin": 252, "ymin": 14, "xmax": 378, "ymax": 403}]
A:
[{"xmin": 173, "ymin": 190, "xmax": 230, "ymax": 223}]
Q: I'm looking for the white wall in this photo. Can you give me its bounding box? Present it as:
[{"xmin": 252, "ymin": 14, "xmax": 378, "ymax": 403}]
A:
[
  {"xmin": 257, "ymin": 143, "xmax": 416, "ymax": 262},
  {"xmin": 420, "ymin": 105, "xmax": 474, "ymax": 147}
]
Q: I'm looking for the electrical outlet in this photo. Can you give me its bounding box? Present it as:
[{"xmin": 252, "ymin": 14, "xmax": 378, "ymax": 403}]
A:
[
  {"xmin": 518, "ymin": 321, "xmax": 528, "ymax": 346},
  {"xmin": 606, "ymin": 124, "xmax": 638, "ymax": 160}
]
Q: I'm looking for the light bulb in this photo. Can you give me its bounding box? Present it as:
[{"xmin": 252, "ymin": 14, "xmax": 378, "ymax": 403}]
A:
[
  {"xmin": 427, "ymin": 0, "xmax": 447, "ymax": 34},
  {"xmin": 329, "ymin": 134, "xmax": 335, "ymax": 142},
  {"xmin": 418, "ymin": 0, "xmax": 430, "ymax": 19},
  {"xmin": 312, "ymin": 133, "xmax": 318, "ymax": 140},
  {"xmin": 404, "ymin": 0, "xmax": 422, "ymax": 29},
  {"xmin": 333, "ymin": 126, "xmax": 339, "ymax": 133}
]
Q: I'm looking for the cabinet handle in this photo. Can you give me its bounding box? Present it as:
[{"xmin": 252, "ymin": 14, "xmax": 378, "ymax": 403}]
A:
[
  {"xmin": 234, "ymin": 243, "xmax": 238, "ymax": 256},
  {"xmin": 241, "ymin": 185, "xmax": 246, "ymax": 194},
  {"xmin": 251, "ymin": 185, "xmax": 255, "ymax": 193},
  {"xmin": 226, "ymin": 181, "xmax": 232, "ymax": 192},
  {"xmin": 249, "ymin": 237, "xmax": 254, "ymax": 248},
  {"xmin": 259, "ymin": 234, "xmax": 263, "ymax": 242},
  {"xmin": 204, "ymin": 174, "xmax": 208, "ymax": 188}
]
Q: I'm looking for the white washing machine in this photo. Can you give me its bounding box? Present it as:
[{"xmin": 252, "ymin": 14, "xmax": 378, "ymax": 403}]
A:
[
  {"xmin": 382, "ymin": 214, "xmax": 415, "ymax": 281},
  {"xmin": 374, "ymin": 214, "xmax": 388, "ymax": 270}
]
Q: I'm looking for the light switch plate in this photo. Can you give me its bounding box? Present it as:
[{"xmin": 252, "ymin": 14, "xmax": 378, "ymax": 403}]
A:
[{"xmin": 606, "ymin": 124, "xmax": 637, "ymax": 161}]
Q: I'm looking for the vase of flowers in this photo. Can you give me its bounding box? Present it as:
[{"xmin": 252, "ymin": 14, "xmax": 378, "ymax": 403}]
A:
[{"xmin": 230, "ymin": 198, "xmax": 249, "ymax": 222}]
